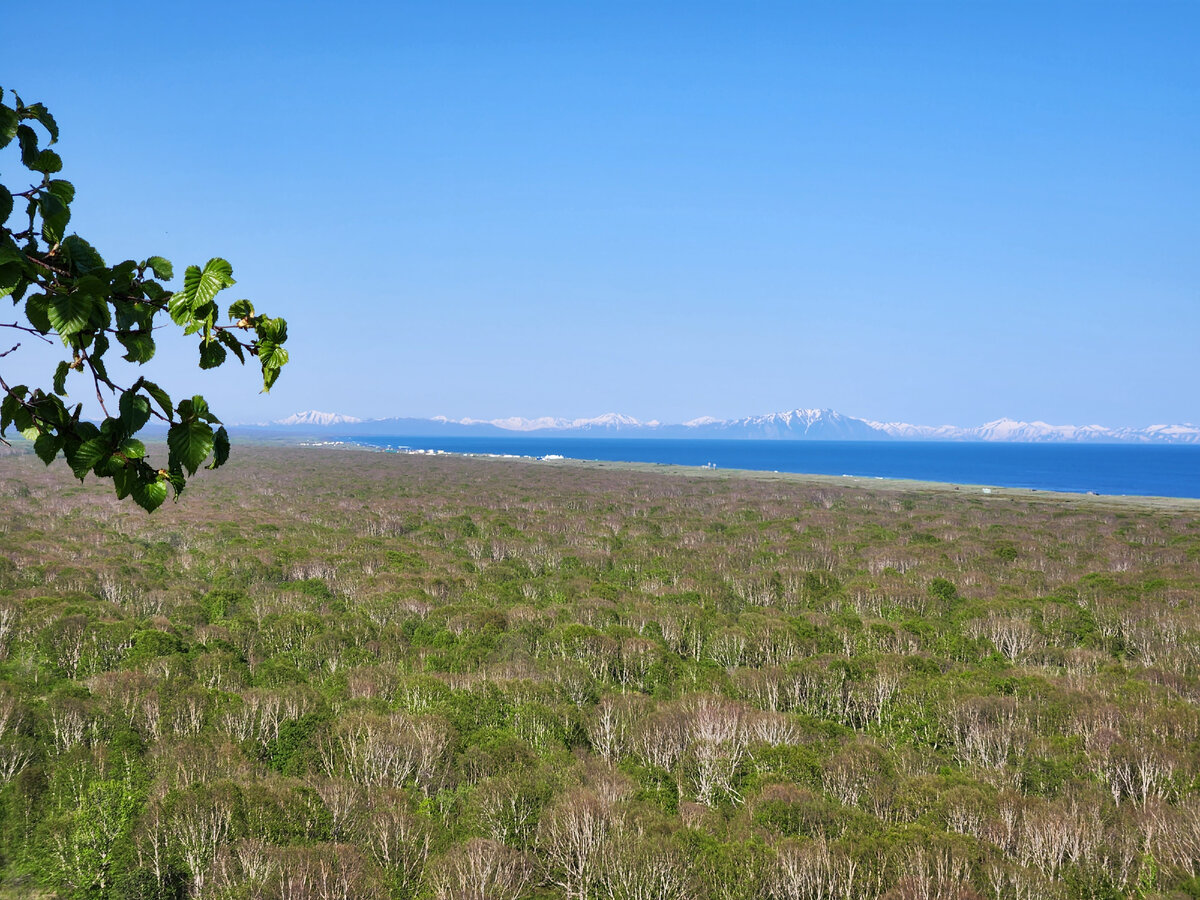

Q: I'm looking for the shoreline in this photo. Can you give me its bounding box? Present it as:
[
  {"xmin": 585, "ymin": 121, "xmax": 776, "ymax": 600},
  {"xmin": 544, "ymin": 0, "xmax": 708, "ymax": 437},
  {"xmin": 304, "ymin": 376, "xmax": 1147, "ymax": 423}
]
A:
[
  {"xmin": 12, "ymin": 433, "xmax": 1196, "ymax": 511},
  {"xmin": 535, "ymin": 456, "xmax": 1200, "ymax": 512},
  {"xmin": 292, "ymin": 438, "xmax": 1200, "ymax": 513}
]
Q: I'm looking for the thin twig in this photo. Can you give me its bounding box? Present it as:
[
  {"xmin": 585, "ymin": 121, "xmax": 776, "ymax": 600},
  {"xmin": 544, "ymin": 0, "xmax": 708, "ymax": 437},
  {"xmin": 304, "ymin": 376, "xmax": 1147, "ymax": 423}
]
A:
[
  {"xmin": 78, "ymin": 350, "xmax": 112, "ymax": 418},
  {"xmin": 24, "ymin": 253, "xmax": 70, "ymax": 279},
  {"xmin": 0, "ymin": 322, "xmax": 52, "ymax": 343}
]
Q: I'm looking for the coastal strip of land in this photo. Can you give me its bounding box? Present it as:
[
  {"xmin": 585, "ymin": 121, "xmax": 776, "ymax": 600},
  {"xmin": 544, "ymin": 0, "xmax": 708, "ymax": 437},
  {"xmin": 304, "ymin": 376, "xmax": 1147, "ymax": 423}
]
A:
[{"xmin": 291, "ymin": 437, "xmax": 1200, "ymax": 513}]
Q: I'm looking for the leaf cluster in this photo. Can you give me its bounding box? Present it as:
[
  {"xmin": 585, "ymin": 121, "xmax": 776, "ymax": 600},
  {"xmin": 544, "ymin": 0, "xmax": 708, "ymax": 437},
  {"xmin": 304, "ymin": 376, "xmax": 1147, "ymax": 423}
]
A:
[{"xmin": 0, "ymin": 88, "xmax": 288, "ymax": 510}]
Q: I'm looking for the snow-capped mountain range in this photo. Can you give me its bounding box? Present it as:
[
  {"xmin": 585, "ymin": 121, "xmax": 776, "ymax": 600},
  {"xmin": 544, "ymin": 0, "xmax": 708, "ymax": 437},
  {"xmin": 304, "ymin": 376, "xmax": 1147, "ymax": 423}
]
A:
[
  {"xmin": 274, "ymin": 411, "xmax": 364, "ymax": 427},
  {"xmin": 438, "ymin": 412, "xmax": 658, "ymax": 431},
  {"xmin": 260, "ymin": 409, "xmax": 1200, "ymax": 444}
]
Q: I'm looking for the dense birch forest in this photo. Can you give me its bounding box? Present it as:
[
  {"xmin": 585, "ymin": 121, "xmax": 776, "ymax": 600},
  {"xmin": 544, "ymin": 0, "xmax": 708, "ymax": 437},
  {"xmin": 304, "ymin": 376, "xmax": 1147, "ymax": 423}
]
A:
[{"xmin": 2, "ymin": 446, "xmax": 1200, "ymax": 899}]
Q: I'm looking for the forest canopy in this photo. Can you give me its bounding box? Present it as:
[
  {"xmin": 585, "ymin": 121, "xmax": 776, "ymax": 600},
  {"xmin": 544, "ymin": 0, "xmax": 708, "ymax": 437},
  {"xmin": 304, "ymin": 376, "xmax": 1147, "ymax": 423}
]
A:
[{"xmin": 1, "ymin": 447, "xmax": 1198, "ymax": 899}]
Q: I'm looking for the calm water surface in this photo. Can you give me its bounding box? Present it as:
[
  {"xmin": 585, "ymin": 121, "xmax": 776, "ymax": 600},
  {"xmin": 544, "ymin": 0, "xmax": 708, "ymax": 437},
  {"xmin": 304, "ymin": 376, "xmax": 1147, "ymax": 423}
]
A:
[{"xmin": 340, "ymin": 437, "xmax": 1200, "ymax": 499}]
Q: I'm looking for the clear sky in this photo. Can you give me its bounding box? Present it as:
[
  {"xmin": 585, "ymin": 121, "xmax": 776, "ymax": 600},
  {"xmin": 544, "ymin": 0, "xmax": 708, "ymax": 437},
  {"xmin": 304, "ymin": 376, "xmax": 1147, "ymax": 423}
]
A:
[{"xmin": 4, "ymin": 1, "xmax": 1198, "ymax": 427}]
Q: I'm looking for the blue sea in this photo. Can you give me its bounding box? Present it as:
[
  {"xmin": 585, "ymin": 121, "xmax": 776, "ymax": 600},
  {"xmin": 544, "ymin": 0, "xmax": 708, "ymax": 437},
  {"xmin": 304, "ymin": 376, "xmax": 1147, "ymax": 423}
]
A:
[{"xmin": 337, "ymin": 436, "xmax": 1200, "ymax": 500}]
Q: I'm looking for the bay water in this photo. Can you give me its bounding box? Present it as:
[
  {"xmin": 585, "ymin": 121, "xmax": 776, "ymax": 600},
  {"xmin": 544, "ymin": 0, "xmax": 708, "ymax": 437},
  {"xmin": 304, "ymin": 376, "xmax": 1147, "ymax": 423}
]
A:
[{"xmin": 337, "ymin": 437, "xmax": 1200, "ymax": 499}]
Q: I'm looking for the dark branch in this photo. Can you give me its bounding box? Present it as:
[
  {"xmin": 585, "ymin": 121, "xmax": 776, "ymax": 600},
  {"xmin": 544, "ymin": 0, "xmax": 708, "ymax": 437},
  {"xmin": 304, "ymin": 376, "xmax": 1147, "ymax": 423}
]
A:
[{"xmin": 0, "ymin": 322, "xmax": 52, "ymax": 343}]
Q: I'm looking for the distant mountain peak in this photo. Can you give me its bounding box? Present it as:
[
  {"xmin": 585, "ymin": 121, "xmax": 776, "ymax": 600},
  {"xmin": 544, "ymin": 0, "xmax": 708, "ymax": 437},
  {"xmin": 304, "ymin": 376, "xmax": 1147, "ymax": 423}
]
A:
[
  {"xmin": 433, "ymin": 412, "xmax": 643, "ymax": 431},
  {"xmin": 275, "ymin": 410, "xmax": 363, "ymax": 426},
  {"xmin": 571, "ymin": 412, "xmax": 642, "ymax": 428},
  {"xmin": 262, "ymin": 407, "xmax": 1200, "ymax": 444}
]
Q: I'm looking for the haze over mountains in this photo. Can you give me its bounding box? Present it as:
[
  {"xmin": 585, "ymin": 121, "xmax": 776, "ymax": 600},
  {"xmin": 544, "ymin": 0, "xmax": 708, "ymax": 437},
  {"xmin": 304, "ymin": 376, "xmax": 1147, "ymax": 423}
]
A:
[{"xmin": 268, "ymin": 408, "xmax": 1200, "ymax": 444}]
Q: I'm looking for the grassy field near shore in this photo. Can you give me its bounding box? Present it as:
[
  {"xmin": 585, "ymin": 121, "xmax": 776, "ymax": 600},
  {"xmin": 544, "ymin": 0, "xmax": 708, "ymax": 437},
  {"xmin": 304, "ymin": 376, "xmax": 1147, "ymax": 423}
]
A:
[{"xmin": 2, "ymin": 445, "xmax": 1200, "ymax": 899}]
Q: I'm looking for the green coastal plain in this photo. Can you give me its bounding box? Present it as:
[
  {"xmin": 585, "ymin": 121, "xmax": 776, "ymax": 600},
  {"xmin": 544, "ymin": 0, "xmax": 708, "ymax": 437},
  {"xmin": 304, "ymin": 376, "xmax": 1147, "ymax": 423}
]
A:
[{"xmin": 2, "ymin": 444, "xmax": 1200, "ymax": 899}]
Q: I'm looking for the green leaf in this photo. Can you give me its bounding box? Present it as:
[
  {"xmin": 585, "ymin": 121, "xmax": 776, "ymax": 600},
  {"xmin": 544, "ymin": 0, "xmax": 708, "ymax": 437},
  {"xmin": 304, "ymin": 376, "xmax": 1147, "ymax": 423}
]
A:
[
  {"xmin": 176, "ymin": 258, "xmax": 234, "ymax": 325},
  {"xmin": 111, "ymin": 260, "xmax": 136, "ymax": 293},
  {"xmin": 0, "ymin": 105, "xmax": 17, "ymax": 148},
  {"xmin": 3, "ymin": 394, "xmax": 33, "ymax": 435},
  {"xmin": 69, "ymin": 437, "xmax": 110, "ymax": 479},
  {"xmin": 227, "ymin": 299, "xmax": 254, "ymax": 321},
  {"xmin": 15, "ymin": 124, "xmax": 38, "ymax": 166},
  {"xmin": 132, "ymin": 478, "xmax": 168, "ymax": 513},
  {"xmin": 193, "ymin": 300, "xmax": 217, "ymax": 329},
  {"xmin": 23, "ymin": 102, "xmax": 59, "ymax": 143},
  {"xmin": 47, "ymin": 293, "xmax": 93, "ymax": 336},
  {"xmin": 91, "ymin": 333, "xmax": 110, "ymax": 367},
  {"xmin": 0, "ymin": 185, "xmax": 12, "ymax": 223},
  {"xmin": 258, "ymin": 342, "xmax": 289, "ymax": 370},
  {"xmin": 112, "ymin": 298, "xmax": 137, "ymax": 330},
  {"xmin": 33, "ymin": 431, "xmax": 60, "ymax": 465},
  {"xmin": 47, "ymin": 179, "xmax": 75, "ymax": 204},
  {"xmin": 167, "ymin": 420, "xmax": 214, "ymax": 475},
  {"xmin": 30, "ymin": 149, "xmax": 62, "ymax": 174},
  {"xmin": 25, "ymin": 294, "xmax": 51, "ymax": 333},
  {"xmin": 0, "ymin": 236, "xmax": 22, "ymax": 266},
  {"xmin": 140, "ymin": 380, "xmax": 173, "ymax": 420},
  {"xmin": 118, "ymin": 438, "xmax": 146, "ymax": 459},
  {"xmin": 112, "ymin": 464, "xmax": 137, "ymax": 500},
  {"xmin": 1, "ymin": 390, "xmax": 26, "ymax": 434},
  {"xmin": 263, "ymin": 364, "xmax": 282, "ymax": 392},
  {"xmin": 142, "ymin": 281, "xmax": 167, "ymax": 302},
  {"xmin": 118, "ymin": 391, "xmax": 152, "ymax": 433},
  {"xmin": 0, "ymin": 263, "xmax": 20, "ymax": 300},
  {"xmin": 38, "ymin": 191, "xmax": 70, "ymax": 243},
  {"xmin": 118, "ymin": 331, "xmax": 155, "ymax": 363},
  {"xmin": 145, "ymin": 256, "xmax": 173, "ymax": 280},
  {"xmin": 199, "ymin": 340, "xmax": 227, "ymax": 369},
  {"xmin": 53, "ymin": 361, "xmax": 70, "ymax": 395},
  {"xmin": 72, "ymin": 418, "xmax": 100, "ymax": 441},
  {"xmin": 197, "ymin": 397, "xmax": 217, "ymax": 422},
  {"xmin": 168, "ymin": 289, "xmax": 192, "ymax": 326},
  {"xmin": 208, "ymin": 426, "xmax": 230, "ymax": 469},
  {"xmin": 257, "ymin": 317, "xmax": 288, "ymax": 343},
  {"xmin": 216, "ymin": 329, "xmax": 246, "ymax": 363},
  {"xmin": 60, "ymin": 235, "xmax": 105, "ymax": 275},
  {"xmin": 75, "ymin": 273, "xmax": 107, "ymax": 299},
  {"xmin": 177, "ymin": 395, "xmax": 211, "ymax": 421}
]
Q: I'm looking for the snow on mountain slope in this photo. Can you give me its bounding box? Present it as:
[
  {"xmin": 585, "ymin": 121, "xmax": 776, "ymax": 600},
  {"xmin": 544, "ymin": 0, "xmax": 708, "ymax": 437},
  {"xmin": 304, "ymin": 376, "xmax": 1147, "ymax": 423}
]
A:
[
  {"xmin": 449, "ymin": 416, "xmax": 570, "ymax": 431},
  {"xmin": 686, "ymin": 408, "xmax": 883, "ymax": 439},
  {"xmin": 269, "ymin": 409, "xmax": 1200, "ymax": 443},
  {"xmin": 438, "ymin": 413, "xmax": 644, "ymax": 431},
  {"xmin": 865, "ymin": 421, "xmax": 965, "ymax": 439},
  {"xmin": 570, "ymin": 413, "xmax": 643, "ymax": 429},
  {"xmin": 274, "ymin": 411, "xmax": 363, "ymax": 426},
  {"xmin": 1124, "ymin": 423, "xmax": 1200, "ymax": 442}
]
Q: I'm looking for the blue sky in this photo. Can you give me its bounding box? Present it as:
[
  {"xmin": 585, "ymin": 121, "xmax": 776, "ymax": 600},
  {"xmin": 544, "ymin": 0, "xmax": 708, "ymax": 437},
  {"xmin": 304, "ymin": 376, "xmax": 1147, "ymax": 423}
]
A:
[{"xmin": 4, "ymin": 1, "xmax": 1198, "ymax": 426}]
